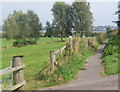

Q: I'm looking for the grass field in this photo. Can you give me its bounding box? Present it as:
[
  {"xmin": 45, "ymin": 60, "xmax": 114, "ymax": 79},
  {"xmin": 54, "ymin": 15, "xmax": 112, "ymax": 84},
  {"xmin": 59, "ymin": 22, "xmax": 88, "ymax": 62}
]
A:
[
  {"xmin": 1, "ymin": 40, "xmax": 66, "ymax": 89},
  {"xmin": 1, "ymin": 37, "xmax": 69, "ymax": 48}
]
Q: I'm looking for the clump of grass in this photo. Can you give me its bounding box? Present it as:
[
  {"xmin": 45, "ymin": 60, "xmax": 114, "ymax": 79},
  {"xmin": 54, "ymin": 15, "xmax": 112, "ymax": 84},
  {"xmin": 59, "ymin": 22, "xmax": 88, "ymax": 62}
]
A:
[{"xmin": 103, "ymin": 54, "xmax": 119, "ymax": 75}]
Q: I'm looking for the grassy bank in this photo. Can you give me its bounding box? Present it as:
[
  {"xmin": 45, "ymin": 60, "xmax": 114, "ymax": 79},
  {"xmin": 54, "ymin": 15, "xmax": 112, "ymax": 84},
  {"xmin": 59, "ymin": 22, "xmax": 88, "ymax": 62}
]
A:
[
  {"xmin": 32, "ymin": 37, "xmax": 100, "ymax": 90},
  {"xmin": 103, "ymin": 35, "xmax": 119, "ymax": 75}
]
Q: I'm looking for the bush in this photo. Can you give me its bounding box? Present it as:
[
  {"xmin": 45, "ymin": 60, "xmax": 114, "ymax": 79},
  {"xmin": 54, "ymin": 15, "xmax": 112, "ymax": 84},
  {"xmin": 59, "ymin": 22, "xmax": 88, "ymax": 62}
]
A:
[
  {"xmin": 96, "ymin": 33, "xmax": 106, "ymax": 44},
  {"xmin": 104, "ymin": 45, "xmax": 118, "ymax": 56},
  {"xmin": 13, "ymin": 41, "xmax": 37, "ymax": 47},
  {"xmin": 103, "ymin": 55, "xmax": 119, "ymax": 75},
  {"xmin": 103, "ymin": 35, "xmax": 119, "ymax": 75},
  {"xmin": 103, "ymin": 36, "xmax": 119, "ymax": 56}
]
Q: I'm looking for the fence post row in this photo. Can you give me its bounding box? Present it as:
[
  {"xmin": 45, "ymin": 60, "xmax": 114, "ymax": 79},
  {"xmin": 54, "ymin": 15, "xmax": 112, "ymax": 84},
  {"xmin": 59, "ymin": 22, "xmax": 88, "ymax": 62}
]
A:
[{"xmin": 12, "ymin": 55, "xmax": 24, "ymax": 90}]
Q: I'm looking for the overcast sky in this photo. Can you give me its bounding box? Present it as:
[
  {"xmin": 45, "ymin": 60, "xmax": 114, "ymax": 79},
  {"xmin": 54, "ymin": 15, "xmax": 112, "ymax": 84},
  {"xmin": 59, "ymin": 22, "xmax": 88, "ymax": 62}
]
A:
[{"xmin": 0, "ymin": 0, "xmax": 118, "ymax": 26}]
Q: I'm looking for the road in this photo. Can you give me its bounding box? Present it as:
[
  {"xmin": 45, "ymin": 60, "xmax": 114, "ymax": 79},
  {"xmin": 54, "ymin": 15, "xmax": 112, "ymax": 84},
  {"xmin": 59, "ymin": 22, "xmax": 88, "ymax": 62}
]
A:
[{"xmin": 40, "ymin": 39, "xmax": 119, "ymax": 90}]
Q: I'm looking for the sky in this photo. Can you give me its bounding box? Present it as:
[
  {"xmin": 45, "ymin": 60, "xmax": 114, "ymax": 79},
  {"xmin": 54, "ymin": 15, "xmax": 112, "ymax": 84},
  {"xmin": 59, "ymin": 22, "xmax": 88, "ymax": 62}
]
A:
[{"xmin": 0, "ymin": 0, "xmax": 119, "ymax": 27}]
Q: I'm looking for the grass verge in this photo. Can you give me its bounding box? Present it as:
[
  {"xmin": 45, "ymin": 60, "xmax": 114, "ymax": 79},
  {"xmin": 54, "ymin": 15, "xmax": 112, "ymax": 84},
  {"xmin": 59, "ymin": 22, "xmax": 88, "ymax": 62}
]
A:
[{"xmin": 102, "ymin": 35, "xmax": 120, "ymax": 75}]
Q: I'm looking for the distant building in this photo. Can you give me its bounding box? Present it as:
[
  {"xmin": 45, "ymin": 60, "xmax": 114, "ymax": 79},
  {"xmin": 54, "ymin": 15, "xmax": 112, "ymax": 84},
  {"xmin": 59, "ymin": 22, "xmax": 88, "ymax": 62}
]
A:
[
  {"xmin": 40, "ymin": 30, "xmax": 46, "ymax": 36},
  {"xmin": 91, "ymin": 25, "xmax": 117, "ymax": 33},
  {"xmin": 92, "ymin": 30, "xmax": 107, "ymax": 33}
]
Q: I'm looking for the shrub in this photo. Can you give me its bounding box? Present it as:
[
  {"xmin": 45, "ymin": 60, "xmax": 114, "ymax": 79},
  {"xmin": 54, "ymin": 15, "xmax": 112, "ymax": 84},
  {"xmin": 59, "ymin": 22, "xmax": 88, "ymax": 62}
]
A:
[
  {"xmin": 96, "ymin": 33, "xmax": 106, "ymax": 44},
  {"xmin": 103, "ymin": 35, "xmax": 119, "ymax": 56},
  {"xmin": 103, "ymin": 35, "xmax": 119, "ymax": 75},
  {"xmin": 13, "ymin": 41, "xmax": 37, "ymax": 47},
  {"xmin": 104, "ymin": 45, "xmax": 118, "ymax": 56}
]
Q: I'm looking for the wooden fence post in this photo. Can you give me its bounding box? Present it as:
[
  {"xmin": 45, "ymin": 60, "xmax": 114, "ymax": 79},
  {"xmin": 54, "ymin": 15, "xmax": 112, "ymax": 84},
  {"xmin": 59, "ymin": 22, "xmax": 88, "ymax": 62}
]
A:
[
  {"xmin": 70, "ymin": 39, "xmax": 73, "ymax": 52},
  {"xmin": 50, "ymin": 51, "xmax": 56, "ymax": 71},
  {"xmin": 60, "ymin": 48, "xmax": 62, "ymax": 54},
  {"xmin": 12, "ymin": 55, "xmax": 24, "ymax": 90}
]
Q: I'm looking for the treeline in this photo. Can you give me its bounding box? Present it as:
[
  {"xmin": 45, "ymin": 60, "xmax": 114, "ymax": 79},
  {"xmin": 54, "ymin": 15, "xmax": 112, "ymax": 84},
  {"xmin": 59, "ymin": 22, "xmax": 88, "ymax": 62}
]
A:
[
  {"xmin": 45, "ymin": 1, "xmax": 93, "ymax": 40},
  {"xmin": 2, "ymin": 1, "xmax": 93, "ymax": 46}
]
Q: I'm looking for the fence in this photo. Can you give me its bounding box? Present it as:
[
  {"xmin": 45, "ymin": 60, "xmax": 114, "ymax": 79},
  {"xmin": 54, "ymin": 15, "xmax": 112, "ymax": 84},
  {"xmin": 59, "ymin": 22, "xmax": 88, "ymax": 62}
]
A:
[
  {"xmin": 50, "ymin": 45, "xmax": 67, "ymax": 71},
  {"xmin": 0, "ymin": 55, "xmax": 26, "ymax": 91}
]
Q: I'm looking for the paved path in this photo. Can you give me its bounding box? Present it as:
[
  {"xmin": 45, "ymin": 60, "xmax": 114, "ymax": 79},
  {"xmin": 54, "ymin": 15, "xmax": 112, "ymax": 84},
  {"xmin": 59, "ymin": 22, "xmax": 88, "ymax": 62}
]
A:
[{"xmin": 40, "ymin": 40, "xmax": 119, "ymax": 90}]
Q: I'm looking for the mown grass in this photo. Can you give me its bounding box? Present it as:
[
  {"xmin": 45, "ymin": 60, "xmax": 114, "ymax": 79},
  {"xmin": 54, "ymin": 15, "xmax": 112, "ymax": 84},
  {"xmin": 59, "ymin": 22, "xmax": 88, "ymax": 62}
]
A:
[
  {"xmin": 1, "ymin": 42, "xmax": 66, "ymax": 89},
  {"xmin": 1, "ymin": 37, "xmax": 69, "ymax": 48}
]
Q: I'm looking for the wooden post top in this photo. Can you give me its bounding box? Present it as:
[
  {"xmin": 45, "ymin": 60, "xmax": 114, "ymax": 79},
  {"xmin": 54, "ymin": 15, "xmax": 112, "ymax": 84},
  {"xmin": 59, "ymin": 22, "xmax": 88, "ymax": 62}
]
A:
[
  {"xmin": 13, "ymin": 55, "xmax": 24, "ymax": 59},
  {"xmin": 50, "ymin": 51, "xmax": 54, "ymax": 52}
]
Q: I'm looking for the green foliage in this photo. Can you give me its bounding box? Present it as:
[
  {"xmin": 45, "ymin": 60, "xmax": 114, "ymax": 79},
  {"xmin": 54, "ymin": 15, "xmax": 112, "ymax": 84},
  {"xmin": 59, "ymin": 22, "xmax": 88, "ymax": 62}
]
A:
[
  {"xmin": 96, "ymin": 33, "xmax": 107, "ymax": 44},
  {"xmin": 27, "ymin": 10, "xmax": 41, "ymax": 41},
  {"xmin": 104, "ymin": 45, "xmax": 118, "ymax": 56},
  {"xmin": 2, "ymin": 10, "xmax": 41, "ymax": 47},
  {"xmin": 72, "ymin": 1, "xmax": 93, "ymax": 37},
  {"xmin": 13, "ymin": 41, "xmax": 37, "ymax": 47},
  {"xmin": 103, "ymin": 35, "xmax": 119, "ymax": 75},
  {"xmin": 104, "ymin": 36, "xmax": 119, "ymax": 56},
  {"xmin": 45, "ymin": 21, "xmax": 53, "ymax": 37},
  {"xmin": 103, "ymin": 55, "xmax": 119, "ymax": 75},
  {"xmin": 107, "ymin": 29, "xmax": 118, "ymax": 37},
  {"xmin": 52, "ymin": 2, "xmax": 73, "ymax": 40},
  {"xmin": 84, "ymin": 30, "xmax": 94, "ymax": 37}
]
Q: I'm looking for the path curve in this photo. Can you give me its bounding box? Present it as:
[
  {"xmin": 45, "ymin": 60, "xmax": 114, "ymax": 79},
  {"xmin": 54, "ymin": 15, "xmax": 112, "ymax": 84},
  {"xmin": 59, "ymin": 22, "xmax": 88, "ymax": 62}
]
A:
[{"xmin": 40, "ymin": 39, "xmax": 119, "ymax": 90}]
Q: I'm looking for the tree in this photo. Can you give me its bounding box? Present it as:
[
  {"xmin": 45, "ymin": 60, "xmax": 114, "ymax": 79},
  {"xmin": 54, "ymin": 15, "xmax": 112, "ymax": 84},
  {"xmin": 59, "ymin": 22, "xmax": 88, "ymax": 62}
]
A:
[
  {"xmin": 3, "ymin": 10, "xmax": 41, "ymax": 47},
  {"xmin": 72, "ymin": 1, "xmax": 93, "ymax": 37},
  {"xmin": 27, "ymin": 10, "xmax": 41, "ymax": 42},
  {"xmin": 14, "ymin": 11, "xmax": 29, "ymax": 42},
  {"xmin": 52, "ymin": 2, "xmax": 72, "ymax": 40},
  {"xmin": 106, "ymin": 27, "xmax": 112, "ymax": 34},
  {"xmin": 84, "ymin": 30, "xmax": 93, "ymax": 37},
  {"xmin": 3, "ymin": 11, "xmax": 29, "ymax": 41},
  {"xmin": 64, "ymin": 5, "xmax": 73, "ymax": 37},
  {"xmin": 3, "ymin": 13, "xmax": 17, "ymax": 40},
  {"xmin": 45, "ymin": 21, "xmax": 53, "ymax": 37}
]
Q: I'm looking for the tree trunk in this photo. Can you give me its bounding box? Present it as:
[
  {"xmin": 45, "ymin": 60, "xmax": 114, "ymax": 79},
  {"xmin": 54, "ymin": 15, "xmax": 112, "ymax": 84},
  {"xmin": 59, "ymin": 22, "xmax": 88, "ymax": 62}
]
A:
[
  {"xmin": 61, "ymin": 36, "xmax": 63, "ymax": 41},
  {"xmin": 80, "ymin": 31, "xmax": 83, "ymax": 37}
]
